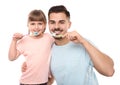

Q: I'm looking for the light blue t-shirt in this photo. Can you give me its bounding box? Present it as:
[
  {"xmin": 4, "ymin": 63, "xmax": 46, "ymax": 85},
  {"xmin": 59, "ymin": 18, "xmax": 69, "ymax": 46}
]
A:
[{"xmin": 50, "ymin": 42, "xmax": 98, "ymax": 85}]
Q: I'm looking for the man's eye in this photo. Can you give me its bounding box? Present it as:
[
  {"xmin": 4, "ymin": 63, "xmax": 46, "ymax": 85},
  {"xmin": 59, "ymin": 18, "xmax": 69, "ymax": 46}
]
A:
[
  {"xmin": 60, "ymin": 21, "xmax": 65, "ymax": 24},
  {"xmin": 50, "ymin": 22, "xmax": 55, "ymax": 24},
  {"xmin": 49, "ymin": 21, "xmax": 55, "ymax": 24}
]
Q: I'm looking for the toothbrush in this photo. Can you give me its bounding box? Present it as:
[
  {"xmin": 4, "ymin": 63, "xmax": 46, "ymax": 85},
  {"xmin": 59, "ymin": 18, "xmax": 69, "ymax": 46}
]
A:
[
  {"xmin": 52, "ymin": 33, "xmax": 64, "ymax": 39},
  {"xmin": 33, "ymin": 32, "xmax": 39, "ymax": 36},
  {"xmin": 30, "ymin": 32, "xmax": 39, "ymax": 36}
]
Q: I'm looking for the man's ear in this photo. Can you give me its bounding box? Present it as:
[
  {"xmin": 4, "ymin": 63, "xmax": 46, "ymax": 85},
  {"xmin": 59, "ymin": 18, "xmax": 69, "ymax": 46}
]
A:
[{"xmin": 68, "ymin": 21, "xmax": 72, "ymax": 29}]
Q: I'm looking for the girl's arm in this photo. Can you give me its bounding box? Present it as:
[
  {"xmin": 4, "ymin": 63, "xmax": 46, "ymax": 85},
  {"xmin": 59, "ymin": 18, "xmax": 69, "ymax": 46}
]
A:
[{"xmin": 8, "ymin": 33, "xmax": 23, "ymax": 61}]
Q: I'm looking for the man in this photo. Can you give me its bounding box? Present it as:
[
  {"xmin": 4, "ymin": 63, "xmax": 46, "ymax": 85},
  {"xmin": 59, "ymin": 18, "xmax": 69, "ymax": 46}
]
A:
[{"xmin": 48, "ymin": 5, "xmax": 114, "ymax": 85}]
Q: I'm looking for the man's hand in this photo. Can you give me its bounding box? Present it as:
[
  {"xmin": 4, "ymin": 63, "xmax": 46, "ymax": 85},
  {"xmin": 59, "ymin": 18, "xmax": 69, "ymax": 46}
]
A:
[
  {"xmin": 21, "ymin": 62, "xmax": 27, "ymax": 72},
  {"xmin": 64, "ymin": 31, "xmax": 85, "ymax": 44},
  {"xmin": 47, "ymin": 76, "xmax": 54, "ymax": 85}
]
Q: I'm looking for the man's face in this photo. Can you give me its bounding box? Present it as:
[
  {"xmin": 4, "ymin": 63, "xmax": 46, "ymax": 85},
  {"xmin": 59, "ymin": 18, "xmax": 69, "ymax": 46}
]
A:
[{"xmin": 48, "ymin": 13, "xmax": 71, "ymax": 35}]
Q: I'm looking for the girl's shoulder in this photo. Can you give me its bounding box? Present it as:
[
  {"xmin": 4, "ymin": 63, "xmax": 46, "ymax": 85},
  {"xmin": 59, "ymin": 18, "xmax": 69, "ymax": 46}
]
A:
[{"xmin": 44, "ymin": 33, "xmax": 55, "ymax": 42}]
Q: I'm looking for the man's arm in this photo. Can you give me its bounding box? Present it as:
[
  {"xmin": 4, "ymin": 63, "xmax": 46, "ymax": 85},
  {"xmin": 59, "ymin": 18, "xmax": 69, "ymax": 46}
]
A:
[
  {"xmin": 47, "ymin": 74, "xmax": 54, "ymax": 85},
  {"xmin": 81, "ymin": 39, "xmax": 114, "ymax": 76},
  {"xmin": 65, "ymin": 31, "xmax": 114, "ymax": 76}
]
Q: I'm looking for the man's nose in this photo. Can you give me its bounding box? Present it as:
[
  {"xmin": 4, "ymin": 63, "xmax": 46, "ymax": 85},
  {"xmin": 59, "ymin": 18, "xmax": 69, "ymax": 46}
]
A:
[{"xmin": 55, "ymin": 23, "xmax": 59, "ymax": 28}]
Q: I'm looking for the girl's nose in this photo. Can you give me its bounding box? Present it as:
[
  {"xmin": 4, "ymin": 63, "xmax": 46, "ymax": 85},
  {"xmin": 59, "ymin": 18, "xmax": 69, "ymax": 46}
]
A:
[{"xmin": 35, "ymin": 24, "xmax": 39, "ymax": 28}]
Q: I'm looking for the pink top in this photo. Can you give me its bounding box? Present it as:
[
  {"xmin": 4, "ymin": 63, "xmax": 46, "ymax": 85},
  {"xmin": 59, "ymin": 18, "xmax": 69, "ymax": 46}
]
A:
[{"xmin": 17, "ymin": 33, "xmax": 54, "ymax": 84}]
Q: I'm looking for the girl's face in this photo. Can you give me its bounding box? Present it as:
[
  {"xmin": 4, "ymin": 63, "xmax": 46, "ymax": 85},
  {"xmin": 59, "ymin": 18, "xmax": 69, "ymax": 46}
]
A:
[{"xmin": 28, "ymin": 21, "xmax": 46, "ymax": 36}]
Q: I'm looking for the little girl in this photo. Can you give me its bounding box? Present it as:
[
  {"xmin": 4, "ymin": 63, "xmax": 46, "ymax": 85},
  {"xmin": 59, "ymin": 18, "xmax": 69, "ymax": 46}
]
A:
[{"xmin": 8, "ymin": 9, "xmax": 54, "ymax": 85}]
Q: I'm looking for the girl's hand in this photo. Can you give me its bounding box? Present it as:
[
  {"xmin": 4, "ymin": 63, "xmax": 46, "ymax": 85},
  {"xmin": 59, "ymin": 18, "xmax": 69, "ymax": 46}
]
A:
[{"xmin": 13, "ymin": 33, "xmax": 24, "ymax": 41}]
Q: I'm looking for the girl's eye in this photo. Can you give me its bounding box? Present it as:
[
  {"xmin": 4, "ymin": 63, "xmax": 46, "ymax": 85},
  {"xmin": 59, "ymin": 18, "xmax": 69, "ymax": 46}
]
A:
[
  {"xmin": 38, "ymin": 23, "xmax": 42, "ymax": 25},
  {"xmin": 30, "ymin": 23, "xmax": 35, "ymax": 25}
]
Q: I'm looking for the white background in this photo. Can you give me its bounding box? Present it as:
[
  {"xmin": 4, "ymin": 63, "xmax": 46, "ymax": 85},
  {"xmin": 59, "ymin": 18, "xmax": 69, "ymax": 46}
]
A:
[{"xmin": 0, "ymin": 0, "xmax": 120, "ymax": 85}]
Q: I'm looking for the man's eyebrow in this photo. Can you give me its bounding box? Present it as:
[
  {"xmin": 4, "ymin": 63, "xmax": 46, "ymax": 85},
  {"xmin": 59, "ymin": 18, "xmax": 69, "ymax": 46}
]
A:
[{"xmin": 49, "ymin": 20, "xmax": 55, "ymax": 21}]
